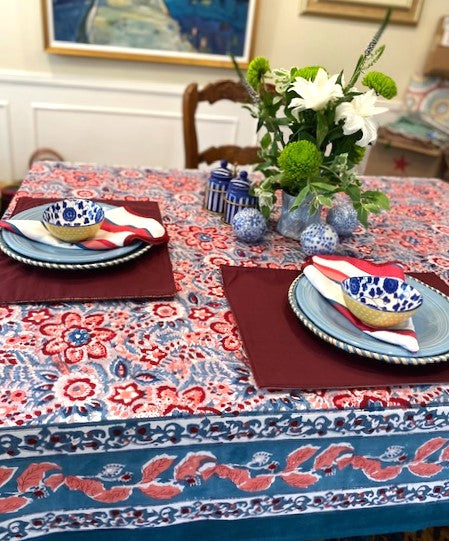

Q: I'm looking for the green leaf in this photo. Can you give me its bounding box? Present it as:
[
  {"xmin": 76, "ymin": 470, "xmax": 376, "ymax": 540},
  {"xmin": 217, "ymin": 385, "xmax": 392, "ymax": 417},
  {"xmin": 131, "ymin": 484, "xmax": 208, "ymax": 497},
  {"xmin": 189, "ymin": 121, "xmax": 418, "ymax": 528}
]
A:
[
  {"xmin": 316, "ymin": 111, "xmax": 329, "ymax": 147},
  {"xmin": 336, "ymin": 70, "xmax": 345, "ymax": 86},
  {"xmin": 346, "ymin": 185, "xmax": 361, "ymax": 200},
  {"xmin": 357, "ymin": 207, "xmax": 369, "ymax": 228},
  {"xmin": 289, "ymin": 186, "xmax": 310, "ymax": 211},
  {"xmin": 262, "ymin": 92, "xmax": 273, "ymax": 107},
  {"xmin": 260, "ymin": 205, "xmax": 271, "ymax": 219},
  {"xmin": 311, "ymin": 182, "xmax": 338, "ymax": 192},
  {"xmin": 260, "ymin": 132, "xmax": 271, "ymax": 149},
  {"xmin": 374, "ymin": 191, "xmax": 390, "ymax": 209},
  {"xmin": 364, "ymin": 203, "xmax": 382, "ymax": 212},
  {"xmin": 317, "ymin": 195, "xmax": 333, "ymax": 207}
]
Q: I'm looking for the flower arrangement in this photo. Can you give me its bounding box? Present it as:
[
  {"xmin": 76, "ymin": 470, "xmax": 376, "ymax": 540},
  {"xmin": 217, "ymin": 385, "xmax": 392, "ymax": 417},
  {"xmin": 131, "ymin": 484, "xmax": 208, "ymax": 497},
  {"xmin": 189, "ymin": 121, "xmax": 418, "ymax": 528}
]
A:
[{"xmin": 236, "ymin": 11, "xmax": 396, "ymax": 227}]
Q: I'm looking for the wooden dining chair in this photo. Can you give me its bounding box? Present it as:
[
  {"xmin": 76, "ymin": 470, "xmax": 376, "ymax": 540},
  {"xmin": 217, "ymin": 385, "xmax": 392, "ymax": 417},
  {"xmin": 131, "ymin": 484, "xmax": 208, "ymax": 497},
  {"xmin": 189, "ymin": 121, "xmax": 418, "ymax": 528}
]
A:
[{"xmin": 182, "ymin": 79, "xmax": 260, "ymax": 169}]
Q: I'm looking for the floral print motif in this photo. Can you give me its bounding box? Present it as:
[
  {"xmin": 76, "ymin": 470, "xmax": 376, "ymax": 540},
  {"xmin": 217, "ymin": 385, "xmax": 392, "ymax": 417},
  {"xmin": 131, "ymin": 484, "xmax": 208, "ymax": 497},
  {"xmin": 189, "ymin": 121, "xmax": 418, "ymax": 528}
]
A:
[
  {"xmin": 109, "ymin": 383, "xmax": 145, "ymax": 406},
  {"xmin": 154, "ymin": 384, "xmax": 216, "ymax": 415},
  {"xmin": 176, "ymin": 225, "xmax": 229, "ymax": 252},
  {"xmin": 210, "ymin": 311, "xmax": 242, "ymax": 352},
  {"xmin": 40, "ymin": 313, "xmax": 116, "ymax": 365},
  {"xmin": 23, "ymin": 308, "xmax": 52, "ymax": 325},
  {"xmin": 0, "ymin": 163, "xmax": 447, "ymax": 429},
  {"xmin": 60, "ymin": 377, "xmax": 96, "ymax": 401}
]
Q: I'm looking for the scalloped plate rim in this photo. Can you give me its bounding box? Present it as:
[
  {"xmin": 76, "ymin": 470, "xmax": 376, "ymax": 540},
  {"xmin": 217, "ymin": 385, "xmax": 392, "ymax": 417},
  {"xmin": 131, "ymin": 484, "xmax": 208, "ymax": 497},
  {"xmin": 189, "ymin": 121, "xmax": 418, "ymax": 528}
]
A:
[
  {"xmin": 289, "ymin": 274, "xmax": 449, "ymax": 365},
  {"xmin": 0, "ymin": 234, "xmax": 151, "ymax": 270},
  {"xmin": 1, "ymin": 202, "xmax": 142, "ymax": 263}
]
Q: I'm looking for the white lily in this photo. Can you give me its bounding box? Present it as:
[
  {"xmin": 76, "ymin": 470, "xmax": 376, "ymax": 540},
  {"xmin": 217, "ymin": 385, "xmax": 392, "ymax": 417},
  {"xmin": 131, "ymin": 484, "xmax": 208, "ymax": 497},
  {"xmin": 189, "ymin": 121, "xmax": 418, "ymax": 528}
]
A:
[
  {"xmin": 290, "ymin": 68, "xmax": 343, "ymax": 113},
  {"xmin": 335, "ymin": 89, "xmax": 388, "ymax": 147}
]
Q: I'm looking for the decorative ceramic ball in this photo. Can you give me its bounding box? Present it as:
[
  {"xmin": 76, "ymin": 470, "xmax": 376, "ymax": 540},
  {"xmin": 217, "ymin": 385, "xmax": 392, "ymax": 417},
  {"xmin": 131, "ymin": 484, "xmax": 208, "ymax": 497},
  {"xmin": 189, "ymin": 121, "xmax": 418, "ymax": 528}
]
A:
[
  {"xmin": 300, "ymin": 223, "xmax": 339, "ymax": 255},
  {"xmin": 231, "ymin": 208, "xmax": 266, "ymax": 243},
  {"xmin": 326, "ymin": 203, "xmax": 359, "ymax": 236}
]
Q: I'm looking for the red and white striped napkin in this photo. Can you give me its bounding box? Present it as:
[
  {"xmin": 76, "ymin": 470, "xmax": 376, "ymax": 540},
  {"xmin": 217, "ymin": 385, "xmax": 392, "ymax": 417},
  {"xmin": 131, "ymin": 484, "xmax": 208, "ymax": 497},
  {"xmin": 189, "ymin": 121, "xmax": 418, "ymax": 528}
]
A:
[
  {"xmin": 0, "ymin": 206, "xmax": 169, "ymax": 250},
  {"xmin": 302, "ymin": 254, "xmax": 419, "ymax": 353}
]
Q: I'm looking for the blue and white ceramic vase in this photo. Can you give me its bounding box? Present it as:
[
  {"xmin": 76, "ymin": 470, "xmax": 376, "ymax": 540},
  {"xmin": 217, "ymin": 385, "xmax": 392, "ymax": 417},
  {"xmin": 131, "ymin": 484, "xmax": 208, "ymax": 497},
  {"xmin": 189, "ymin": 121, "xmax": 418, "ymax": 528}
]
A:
[
  {"xmin": 276, "ymin": 191, "xmax": 322, "ymax": 241},
  {"xmin": 204, "ymin": 160, "xmax": 233, "ymax": 213},
  {"xmin": 224, "ymin": 171, "xmax": 258, "ymax": 224}
]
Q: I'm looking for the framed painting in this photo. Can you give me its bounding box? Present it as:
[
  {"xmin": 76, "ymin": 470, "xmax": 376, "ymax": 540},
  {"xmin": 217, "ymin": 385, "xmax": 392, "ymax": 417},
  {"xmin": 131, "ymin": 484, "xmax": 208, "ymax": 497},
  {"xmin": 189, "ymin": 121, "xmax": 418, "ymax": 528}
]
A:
[
  {"xmin": 42, "ymin": 0, "xmax": 258, "ymax": 68},
  {"xmin": 299, "ymin": 0, "xmax": 424, "ymax": 25}
]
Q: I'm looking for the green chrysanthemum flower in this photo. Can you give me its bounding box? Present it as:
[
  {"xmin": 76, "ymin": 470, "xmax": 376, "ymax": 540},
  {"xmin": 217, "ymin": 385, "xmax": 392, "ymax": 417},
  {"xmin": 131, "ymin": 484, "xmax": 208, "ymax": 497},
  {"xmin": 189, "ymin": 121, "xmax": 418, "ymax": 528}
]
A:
[
  {"xmin": 278, "ymin": 141, "xmax": 322, "ymax": 182},
  {"xmin": 291, "ymin": 66, "xmax": 325, "ymax": 81},
  {"xmin": 362, "ymin": 71, "xmax": 397, "ymax": 99},
  {"xmin": 348, "ymin": 144, "xmax": 366, "ymax": 165},
  {"xmin": 247, "ymin": 56, "xmax": 271, "ymax": 89}
]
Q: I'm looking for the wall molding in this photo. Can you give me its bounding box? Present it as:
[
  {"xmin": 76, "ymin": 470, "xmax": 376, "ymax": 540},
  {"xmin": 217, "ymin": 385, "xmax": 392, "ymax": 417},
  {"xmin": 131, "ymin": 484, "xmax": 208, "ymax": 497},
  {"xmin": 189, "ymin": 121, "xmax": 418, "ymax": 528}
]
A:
[
  {"xmin": 0, "ymin": 100, "xmax": 13, "ymax": 180},
  {"xmin": 0, "ymin": 69, "xmax": 183, "ymax": 96},
  {"xmin": 0, "ymin": 70, "xmax": 398, "ymax": 180},
  {"xmin": 30, "ymin": 102, "xmax": 183, "ymax": 119},
  {"xmin": 0, "ymin": 71, "xmax": 254, "ymax": 178}
]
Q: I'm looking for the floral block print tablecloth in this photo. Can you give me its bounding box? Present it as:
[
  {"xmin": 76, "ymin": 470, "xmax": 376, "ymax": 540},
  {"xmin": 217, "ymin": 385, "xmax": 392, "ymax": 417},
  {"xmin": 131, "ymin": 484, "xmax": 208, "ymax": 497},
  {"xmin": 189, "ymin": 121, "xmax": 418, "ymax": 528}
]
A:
[{"xmin": 0, "ymin": 162, "xmax": 448, "ymax": 541}]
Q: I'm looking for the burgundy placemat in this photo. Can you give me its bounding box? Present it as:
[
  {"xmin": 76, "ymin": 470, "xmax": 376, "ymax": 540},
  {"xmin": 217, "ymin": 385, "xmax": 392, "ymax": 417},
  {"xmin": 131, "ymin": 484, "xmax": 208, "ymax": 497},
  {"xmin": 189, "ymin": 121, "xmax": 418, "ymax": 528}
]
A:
[
  {"xmin": 221, "ymin": 265, "xmax": 449, "ymax": 390},
  {"xmin": 0, "ymin": 197, "xmax": 176, "ymax": 303}
]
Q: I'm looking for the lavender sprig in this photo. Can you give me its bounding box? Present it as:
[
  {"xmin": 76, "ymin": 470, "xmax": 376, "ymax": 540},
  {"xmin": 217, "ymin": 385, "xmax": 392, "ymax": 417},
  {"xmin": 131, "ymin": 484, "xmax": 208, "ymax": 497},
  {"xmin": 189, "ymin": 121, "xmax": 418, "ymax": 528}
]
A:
[
  {"xmin": 365, "ymin": 8, "xmax": 392, "ymax": 56},
  {"xmin": 231, "ymin": 54, "xmax": 259, "ymax": 105},
  {"xmin": 345, "ymin": 8, "xmax": 392, "ymax": 91}
]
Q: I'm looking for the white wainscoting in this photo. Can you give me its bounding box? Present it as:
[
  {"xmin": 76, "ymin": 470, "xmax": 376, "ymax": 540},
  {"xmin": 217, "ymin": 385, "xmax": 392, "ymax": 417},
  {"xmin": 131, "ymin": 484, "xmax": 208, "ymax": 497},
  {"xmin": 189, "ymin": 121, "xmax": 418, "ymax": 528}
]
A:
[
  {"xmin": 0, "ymin": 70, "xmax": 258, "ymax": 182},
  {"xmin": 0, "ymin": 70, "xmax": 402, "ymax": 183},
  {"xmin": 0, "ymin": 100, "xmax": 13, "ymax": 182}
]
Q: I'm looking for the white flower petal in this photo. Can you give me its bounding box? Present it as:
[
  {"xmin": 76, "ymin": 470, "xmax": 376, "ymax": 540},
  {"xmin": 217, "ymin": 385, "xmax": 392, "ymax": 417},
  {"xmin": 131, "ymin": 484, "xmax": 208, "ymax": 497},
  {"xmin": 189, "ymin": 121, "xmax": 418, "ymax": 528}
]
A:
[
  {"xmin": 359, "ymin": 118, "xmax": 379, "ymax": 146},
  {"xmin": 289, "ymin": 68, "xmax": 343, "ymax": 111},
  {"xmin": 335, "ymin": 90, "xmax": 387, "ymax": 147}
]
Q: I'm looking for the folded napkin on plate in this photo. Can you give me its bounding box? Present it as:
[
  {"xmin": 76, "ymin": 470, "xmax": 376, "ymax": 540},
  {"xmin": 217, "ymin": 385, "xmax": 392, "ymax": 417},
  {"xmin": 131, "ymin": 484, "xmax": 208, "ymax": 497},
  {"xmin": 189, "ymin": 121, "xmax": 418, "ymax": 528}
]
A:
[
  {"xmin": 0, "ymin": 206, "xmax": 169, "ymax": 250},
  {"xmin": 302, "ymin": 254, "xmax": 419, "ymax": 353}
]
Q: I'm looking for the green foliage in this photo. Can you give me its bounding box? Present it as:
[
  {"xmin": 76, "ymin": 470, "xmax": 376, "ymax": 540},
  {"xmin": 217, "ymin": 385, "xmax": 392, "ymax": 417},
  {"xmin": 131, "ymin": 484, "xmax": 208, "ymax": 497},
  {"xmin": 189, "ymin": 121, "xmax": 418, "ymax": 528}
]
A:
[
  {"xmin": 278, "ymin": 141, "xmax": 322, "ymax": 182},
  {"xmin": 246, "ymin": 56, "xmax": 271, "ymax": 90},
  {"xmin": 291, "ymin": 66, "xmax": 323, "ymax": 81},
  {"xmin": 236, "ymin": 9, "xmax": 395, "ymax": 226},
  {"xmin": 362, "ymin": 71, "xmax": 397, "ymax": 99}
]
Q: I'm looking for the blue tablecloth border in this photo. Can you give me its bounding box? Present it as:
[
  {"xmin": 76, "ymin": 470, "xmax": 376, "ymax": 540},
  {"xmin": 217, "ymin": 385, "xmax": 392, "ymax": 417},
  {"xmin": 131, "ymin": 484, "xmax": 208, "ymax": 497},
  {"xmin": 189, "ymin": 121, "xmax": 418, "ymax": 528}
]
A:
[{"xmin": 0, "ymin": 406, "xmax": 447, "ymax": 460}]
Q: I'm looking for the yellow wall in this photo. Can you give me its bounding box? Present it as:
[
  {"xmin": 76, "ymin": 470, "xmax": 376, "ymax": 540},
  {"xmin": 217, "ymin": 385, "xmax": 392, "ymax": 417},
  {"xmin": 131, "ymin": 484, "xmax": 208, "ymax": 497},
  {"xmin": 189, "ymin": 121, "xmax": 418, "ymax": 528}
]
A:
[{"xmin": 0, "ymin": 0, "xmax": 446, "ymax": 96}]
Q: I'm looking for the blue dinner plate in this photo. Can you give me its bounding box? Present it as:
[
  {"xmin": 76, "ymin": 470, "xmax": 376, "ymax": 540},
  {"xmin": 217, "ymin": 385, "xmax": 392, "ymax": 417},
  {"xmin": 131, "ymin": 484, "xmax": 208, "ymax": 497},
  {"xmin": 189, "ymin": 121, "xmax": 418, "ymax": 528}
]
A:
[
  {"xmin": 1, "ymin": 203, "xmax": 142, "ymax": 264},
  {"xmin": 289, "ymin": 274, "xmax": 449, "ymax": 365}
]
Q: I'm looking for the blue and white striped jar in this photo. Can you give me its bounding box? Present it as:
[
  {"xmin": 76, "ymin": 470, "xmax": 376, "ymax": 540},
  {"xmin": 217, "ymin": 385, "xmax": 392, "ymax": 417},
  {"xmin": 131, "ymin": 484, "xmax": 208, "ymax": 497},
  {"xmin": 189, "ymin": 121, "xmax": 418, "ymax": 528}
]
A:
[
  {"xmin": 204, "ymin": 160, "xmax": 233, "ymax": 213},
  {"xmin": 223, "ymin": 171, "xmax": 258, "ymax": 224}
]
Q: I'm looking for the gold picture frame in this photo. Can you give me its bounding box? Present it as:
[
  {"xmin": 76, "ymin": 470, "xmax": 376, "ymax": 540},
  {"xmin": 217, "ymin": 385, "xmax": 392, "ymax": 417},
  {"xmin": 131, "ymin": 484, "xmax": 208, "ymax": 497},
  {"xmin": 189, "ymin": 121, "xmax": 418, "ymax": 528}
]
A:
[
  {"xmin": 42, "ymin": 0, "xmax": 258, "ymax": 68},
  {"xmin": 300, "ymin": 0, "xmax": 424, "ymax": 25}
]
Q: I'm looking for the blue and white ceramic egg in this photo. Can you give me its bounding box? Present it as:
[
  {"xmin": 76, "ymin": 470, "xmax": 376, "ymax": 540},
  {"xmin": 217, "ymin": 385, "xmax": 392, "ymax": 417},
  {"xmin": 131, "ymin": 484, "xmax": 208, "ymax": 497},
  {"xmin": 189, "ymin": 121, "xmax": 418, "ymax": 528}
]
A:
[
  {"xmin": 231, "ymin": 208, "xmax": 266, "ymax": 243},
  {"xmin": 326, "ymin": 203, "xmax": 359, "ymax": 237},
  {"xmin": 300, "ymin": 223, "xmax": 339, "ymax": 255}
]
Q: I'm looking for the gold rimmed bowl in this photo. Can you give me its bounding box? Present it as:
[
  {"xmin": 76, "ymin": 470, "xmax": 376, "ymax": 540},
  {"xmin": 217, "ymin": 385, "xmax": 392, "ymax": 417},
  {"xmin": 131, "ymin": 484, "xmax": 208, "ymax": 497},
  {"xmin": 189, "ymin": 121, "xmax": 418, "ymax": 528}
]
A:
[
  {"xmin": 341, "ymin": 276, "xmax": 423, "ymax": 328},
  {"xmin": 42, "ymin": 199, "xmax": 104, "ymax": 243}
]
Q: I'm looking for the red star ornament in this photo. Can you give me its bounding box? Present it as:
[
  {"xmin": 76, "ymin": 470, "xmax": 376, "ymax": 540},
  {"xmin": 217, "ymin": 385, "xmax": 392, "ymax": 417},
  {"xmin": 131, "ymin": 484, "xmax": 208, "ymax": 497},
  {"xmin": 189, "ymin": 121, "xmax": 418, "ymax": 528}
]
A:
[{"xmin": 393, "ymin": 155, "xmax": 409, "ymax": 172}]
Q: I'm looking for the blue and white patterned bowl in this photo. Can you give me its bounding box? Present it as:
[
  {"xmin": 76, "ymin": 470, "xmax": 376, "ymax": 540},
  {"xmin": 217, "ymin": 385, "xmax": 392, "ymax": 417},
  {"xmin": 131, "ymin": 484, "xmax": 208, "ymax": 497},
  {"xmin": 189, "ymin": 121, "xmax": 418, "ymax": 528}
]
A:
[
  {"xmin": 42, "ymin": 199, "xmax": 104, "ymax": 242},
  {"xmin": 341, "ymin": 276, "xmax": 423, "ymax": 328}
]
